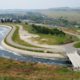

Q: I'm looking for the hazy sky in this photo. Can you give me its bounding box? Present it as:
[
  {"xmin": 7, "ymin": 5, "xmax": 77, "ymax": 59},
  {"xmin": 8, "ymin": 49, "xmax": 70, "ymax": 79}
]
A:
[{"xmin": 0, "ymin": 0, "xmax": 80, "ymax": 9}]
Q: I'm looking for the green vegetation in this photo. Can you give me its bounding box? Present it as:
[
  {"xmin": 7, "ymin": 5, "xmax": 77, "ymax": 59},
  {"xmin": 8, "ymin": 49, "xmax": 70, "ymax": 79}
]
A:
[
  {"xmin": 0, "ymin": 77, "xmax": 26, "ymax": 80},
  {"xmin": 74, "ymin": 42, "xmax": 80, "ymax": 48},
  {"xmin": 12, "ymin": 26, "xmax": 35, "ymax": 47},
  {"xmin": 23, "ymin": 24, "xmax": 77, "ymax": 45},
  {"xmin": 0, "ymin": 57, "xmax": 80, "ymax": 80},
  {"xmin": 74, "ymin": 30, "xmax": 80, "ymax": 48},
  {"xmin": 31, "ymin": 24, "xmax": 65, "ymax": 36},
  {"xmin": 31, "ymin": 34, "xmax": 77, "ymax": 45}
]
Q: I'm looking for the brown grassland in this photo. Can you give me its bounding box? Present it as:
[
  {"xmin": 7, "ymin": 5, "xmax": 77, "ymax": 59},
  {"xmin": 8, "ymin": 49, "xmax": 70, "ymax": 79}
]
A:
[{"xmin": 0, "ymin": 57, "xmax": 80, "ymax": 80}]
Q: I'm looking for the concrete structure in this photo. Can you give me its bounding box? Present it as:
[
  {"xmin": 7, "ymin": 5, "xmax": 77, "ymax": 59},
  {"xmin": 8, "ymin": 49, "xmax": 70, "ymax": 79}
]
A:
[{"xmin": 67, "ymin": 51, "xmax": 80, "ymax": 71}]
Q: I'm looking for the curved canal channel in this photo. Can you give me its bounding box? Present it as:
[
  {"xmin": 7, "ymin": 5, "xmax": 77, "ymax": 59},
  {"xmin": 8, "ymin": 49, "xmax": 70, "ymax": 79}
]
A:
[{"xmin": 0, "ymin": 26, "xmax": 72, "ymax": 66}]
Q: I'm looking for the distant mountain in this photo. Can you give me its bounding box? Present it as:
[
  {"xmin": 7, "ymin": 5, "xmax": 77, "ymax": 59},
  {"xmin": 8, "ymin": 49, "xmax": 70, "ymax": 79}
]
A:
[
  {"xmin": 0, "ymin": 7, "xmax": 80, "ymax": 14},
  {"xmin": 47, "ymin": 7, "xmax": 80, "ymax": 11},
  {"xmin": 0, "ymin": 9, "xmax": 28, "ymax": 14}
]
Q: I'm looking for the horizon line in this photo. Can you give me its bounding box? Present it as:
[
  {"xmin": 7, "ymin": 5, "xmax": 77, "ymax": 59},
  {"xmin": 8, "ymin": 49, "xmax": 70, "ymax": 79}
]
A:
[{"xmin": 0, "ymin": 6, "xmax": 80, "ymax": 10}]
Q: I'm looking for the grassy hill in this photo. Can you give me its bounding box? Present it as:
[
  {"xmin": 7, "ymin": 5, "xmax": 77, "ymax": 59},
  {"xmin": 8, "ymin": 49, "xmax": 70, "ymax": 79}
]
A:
[
  {"xmin": 0, "ymin": 57, "xmax": 80, "ymax": 80},
  {"xmin": 37, "ymin": 9, "xmax": 80, "ymax": 23}
]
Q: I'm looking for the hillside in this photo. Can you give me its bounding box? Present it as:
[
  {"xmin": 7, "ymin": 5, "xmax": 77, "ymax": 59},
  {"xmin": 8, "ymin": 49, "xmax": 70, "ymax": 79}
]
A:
[
  {"xmin": 35, "ymin": 7, "xmax": 80, "ymax": 23},
  {"xmin": 0, "ymin": 57, "xmax": 80, "ymax": 80}
]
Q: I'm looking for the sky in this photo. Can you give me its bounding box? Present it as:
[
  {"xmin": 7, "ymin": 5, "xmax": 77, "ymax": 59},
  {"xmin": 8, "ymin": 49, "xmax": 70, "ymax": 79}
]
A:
[{"xmin": 0, "ymin": 0, "xmax": 80, "ymax": 9}]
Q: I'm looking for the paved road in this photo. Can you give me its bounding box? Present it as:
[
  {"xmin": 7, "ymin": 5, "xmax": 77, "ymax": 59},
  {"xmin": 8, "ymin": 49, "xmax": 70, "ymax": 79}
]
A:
[
  {"xmin": 67, "ymin": 51, "xmax": 80, "ymax": 70},
  {"xmin": 5, "ymin": 25, "xmax": 60, "ymax": 52},
  {"xmin": 1, "ymin": 24, "xmax": 80, "ymax": 69},
  {"xmin": 1, "ymin": 25, "xmax": 65, "ymax": 59}
]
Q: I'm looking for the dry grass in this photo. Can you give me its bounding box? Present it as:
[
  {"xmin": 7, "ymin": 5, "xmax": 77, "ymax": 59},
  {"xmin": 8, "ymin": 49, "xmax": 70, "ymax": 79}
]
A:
[
  {"xmin": 0, "ymin": 57, "xmax": 80, "ymax": 80},
  {"xmin": 39, "ymin": 10, "xmax": 80, "ymax": 23}
]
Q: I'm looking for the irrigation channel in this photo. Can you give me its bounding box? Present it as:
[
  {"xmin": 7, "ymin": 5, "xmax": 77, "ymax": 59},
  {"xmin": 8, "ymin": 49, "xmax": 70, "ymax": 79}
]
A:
[{"xmin": 0, "ymin": 26, "xmax": 72, "ymax": 66}]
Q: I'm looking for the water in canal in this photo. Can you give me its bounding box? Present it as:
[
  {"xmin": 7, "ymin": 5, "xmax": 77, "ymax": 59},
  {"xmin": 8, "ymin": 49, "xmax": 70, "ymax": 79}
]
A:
[{"xmin": 0, "ymin": 26, "xmax": 71, "ymax": 66}]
